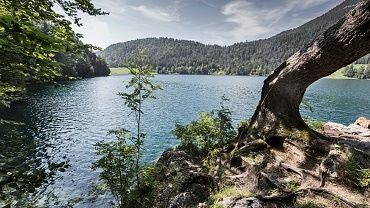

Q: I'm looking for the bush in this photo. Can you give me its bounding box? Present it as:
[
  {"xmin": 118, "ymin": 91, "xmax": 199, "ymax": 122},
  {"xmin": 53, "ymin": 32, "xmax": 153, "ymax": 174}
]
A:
[
  {"xmin": 93, "ymin": 129, "xmax": 158, "ymax": 208},
  {"xmin": 337, "ymin": 152, "xmax": 370, "ymax": 187},
  {"xmin": 304, "ymin": 117, "xmax": 324, "ymax": 132},
  {"xmin": 92, "ymin": 129, "xmax": 138, "ymax": 207},
  {"xmin": 173, "ymin": 96, "xmax": 236, "ymax": 157}
]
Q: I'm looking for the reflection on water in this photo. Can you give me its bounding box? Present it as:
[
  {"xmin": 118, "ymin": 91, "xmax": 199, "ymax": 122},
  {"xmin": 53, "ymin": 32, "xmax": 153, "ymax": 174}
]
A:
[
  {"xmin": 0, "ymin": 75, "xmax": 369, "ymax": 207},
  {"xmin": 0, "ymin": 113, "xmax": 69, "ymax": 206}
]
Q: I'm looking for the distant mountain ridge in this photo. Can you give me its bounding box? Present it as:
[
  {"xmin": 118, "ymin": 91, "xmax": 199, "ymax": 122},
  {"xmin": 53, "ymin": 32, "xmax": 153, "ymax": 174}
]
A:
[{"xmin": 99, "ymin": 0, "xmax": 364, "ymax": 75}]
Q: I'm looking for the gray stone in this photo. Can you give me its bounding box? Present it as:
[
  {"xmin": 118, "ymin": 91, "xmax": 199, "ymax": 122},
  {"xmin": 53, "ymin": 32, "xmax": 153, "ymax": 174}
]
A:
[
  {"xmin": 219, "ymin": 197, "xmax": 238, "ymax": 207},
  {"xmin": 0, "ymin": 176, "xmax": 8, "ymax": 184},
  {"xmin": 169, "ymin": 192, "xmax": 193, "ymax": 208},
  {"xmin": 234, "ymin": 197, "xmax": 262, "ymax": 208}
]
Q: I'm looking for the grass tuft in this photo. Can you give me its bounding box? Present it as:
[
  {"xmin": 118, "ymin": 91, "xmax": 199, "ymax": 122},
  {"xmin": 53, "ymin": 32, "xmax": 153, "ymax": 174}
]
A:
[
  {"xmin": 208, "ymin": 187, "xmax": 252, "ymax": 208},
  {"xmin": 337, "ymin": 151, "xmax": 370, "ymax": 187}
]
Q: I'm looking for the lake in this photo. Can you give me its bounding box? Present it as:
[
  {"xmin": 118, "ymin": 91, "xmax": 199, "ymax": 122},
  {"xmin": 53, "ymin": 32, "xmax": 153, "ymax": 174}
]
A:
[{"xmin": 1, "ymin": 75, "xmax": 370, "ymax": 207}]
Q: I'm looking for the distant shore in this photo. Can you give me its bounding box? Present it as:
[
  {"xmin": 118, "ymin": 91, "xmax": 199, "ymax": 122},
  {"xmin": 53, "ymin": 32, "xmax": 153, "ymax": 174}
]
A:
[
  {"xmin": 324, "ymin": 68, "xmax": 351, "ymax": 79},
  {"xmin": 109, "ymin": 67, "xmax": 131, "ymax": 75},
  {"xmin": 109, "ymin": 67, "xmax": 365, "ymax": 80}
]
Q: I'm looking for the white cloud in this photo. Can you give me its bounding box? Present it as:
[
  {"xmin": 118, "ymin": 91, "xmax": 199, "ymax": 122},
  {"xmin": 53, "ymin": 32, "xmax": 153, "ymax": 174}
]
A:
[
  {"xmin": 131, "ymin": 5, "xmax": 179, "ymax": 22},
  {"xmin": 94, "ymin": 0, "xmax": 126, "ymax": 16},
  {"xmin": 300, "ymin": 0, "xmax": 333, "ymax": 9},
  {"xmin": 200, "ymin": 0, "xmax": 218, "ymax": 8},
  {"xmin": 220, "ymin": 0, "xmax": 335, "ymax": 42},
  {"xmin": 72, "ymin": 15, "xmax": 111, "ymax": 48},
  {"xmin": 221, "ymin": 0, "xmax": 295, "ymax": 41}
]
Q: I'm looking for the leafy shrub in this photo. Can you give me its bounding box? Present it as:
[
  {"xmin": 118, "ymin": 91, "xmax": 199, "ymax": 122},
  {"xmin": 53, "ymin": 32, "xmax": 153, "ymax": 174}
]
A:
[
  {"xmin": 287, "ymin": 180, "xmax": 300, "ymax": 192},
  {"xmin": 304, "ymin": 117, "xmax": 325, "ymax": 132},
  {"xmin": 337, "ymin": 152, "xmax": 370, "ymax": 187},
  {"xmin": 130, "ymin": 165, "xmax": 158, "ymax": 207},
  {"xmin": 204, "ymin": 149, "xmax": 221, "ymax": 175},
  {"xmin": 173, "ymin": 96, "xmax": 236, "ymax": 156},
  {"xmin": 92, "ymin": 129, "xmax": 138, "ymax": 207}
]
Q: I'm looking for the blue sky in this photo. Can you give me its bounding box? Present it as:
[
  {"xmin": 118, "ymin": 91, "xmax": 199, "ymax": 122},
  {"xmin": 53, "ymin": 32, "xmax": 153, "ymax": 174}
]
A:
[{"xmin": 71, "ymin": 0, "xmax": 343, "ymax": 48}]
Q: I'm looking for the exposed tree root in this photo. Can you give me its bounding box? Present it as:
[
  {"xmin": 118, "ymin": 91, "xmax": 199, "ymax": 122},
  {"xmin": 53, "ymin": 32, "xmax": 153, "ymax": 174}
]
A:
[
  {"xmin": 255, "ymin": 187, "xmax": 356, "ymax": 207},
  {"xmin": 235, "ymin": 139, "xmax": 267, "ymax": 155},
  {"xmin": 297, "ymin": 187, "xmax": 356, "ymax": 208},
  {"xmin": 358, "ymin": 154, "xmax": 370, "ymax": 168},
  {"xmin": 260, "ymin": 171, "xmax": 291, "ymax": 193},
  {"xmin": 256, "ymin": 192, "xmax": 296, "ymax": 203},
  {"xmin": 280, "ymin": 162, "xmax": 305, "ymax": 178},
  {"xmin": 336, "ymin": 139, "xmax": 370, "ymax": 157}
]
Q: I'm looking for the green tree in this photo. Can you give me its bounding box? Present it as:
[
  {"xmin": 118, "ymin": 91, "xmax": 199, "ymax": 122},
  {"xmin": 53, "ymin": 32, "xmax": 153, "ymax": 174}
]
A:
[
  {"xmin": 0, "ymin": 0, "xmax": 107, "ymax": 107},
  {"xmin": 364, "ymin": 65, "xmax": 370, "ymax": 79},
  {"xmin": 343, "ymin": 65, "xmax": 355, "ymax": 77},
  {"xmin": 93, "ymin": 129, "xmax": 137, "ymax": 207},
  {"xmin": 118, "ymin": 49, "xmax": 161, "ymax": 188},
  {"xmin": 93, "ymin": 49, "xmax": 160, "ymax": 207}
]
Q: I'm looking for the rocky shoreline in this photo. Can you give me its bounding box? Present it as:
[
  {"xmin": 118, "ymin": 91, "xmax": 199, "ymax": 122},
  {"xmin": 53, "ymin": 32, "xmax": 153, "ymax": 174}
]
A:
[{"xmin": 153, "ymin": 117, "xmax": 370, "ymax": 208}]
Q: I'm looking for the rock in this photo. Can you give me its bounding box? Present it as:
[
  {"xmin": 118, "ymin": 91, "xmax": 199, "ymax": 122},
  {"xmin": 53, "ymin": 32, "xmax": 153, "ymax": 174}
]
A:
[
  {"xmin": 0, "ymin": 176, "xmax": 9, "ymax": 184},
  {"xmin": 220, "ymin": 197, "xmax": 237, "ymax": 207},
  {"xmin": 324, "ymin": 122, "xmax": 370, "ymax": 138},
  {"xmin": 2, "ymin": 185, "xmax": 17, "ymax": 194},
  {"xmin": 167, "ymin": 177, "xmax": 210, "ymax": 208},
  {"xmin": 355, "ymin": 117, "xmax": 370, "ymax": 129},
  {"xmin": 197, "ymin": 202, "xmax": 207, "ymax": 208},
  {"xmin": 0, "ymin": 202, "xmax": 11, "ymax": 208},
  {"xmin": 169, "ymin": 192, "xmax": 192, "ymax": 208},
  {"xmin": 234, "ymin": 197, "xmax": 262, "ymax": 208},
  {"xmin": 219, "ymin": 197, "xmax": 262, "ymax": 208},
  {"xmin": 347, "ymin": 124, "xmax": 370, "ymax": 137},
  {"xmin": 154, "ymin": 149, "xmax": 213, "ymax": 207},
  {"xmin": 324, "ymin": 122, "xmax": 370, "ymax": 157}
]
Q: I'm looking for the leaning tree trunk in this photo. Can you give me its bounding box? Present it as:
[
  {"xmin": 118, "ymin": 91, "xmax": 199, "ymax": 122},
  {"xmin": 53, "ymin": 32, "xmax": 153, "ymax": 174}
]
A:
[{"xmin": 241, "ymin": 0, "xmax": 370, "ymax": 148}]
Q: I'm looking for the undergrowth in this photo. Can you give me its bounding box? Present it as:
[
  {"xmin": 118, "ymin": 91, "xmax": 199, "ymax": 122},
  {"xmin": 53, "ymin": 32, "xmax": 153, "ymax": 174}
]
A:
[
  {"xmin": 337, "ymin": 151, "xmax": 370, "ymax": 188},
  {"xmin": 208, "ymin": 187, "xmax": 252, "ymax": 208}
]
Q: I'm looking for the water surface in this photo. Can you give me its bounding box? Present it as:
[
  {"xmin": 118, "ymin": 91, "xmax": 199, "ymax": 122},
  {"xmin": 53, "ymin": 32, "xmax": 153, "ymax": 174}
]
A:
[{"xmin": 1, "ymin": 75, "xmax": 369, "ymax": 207}]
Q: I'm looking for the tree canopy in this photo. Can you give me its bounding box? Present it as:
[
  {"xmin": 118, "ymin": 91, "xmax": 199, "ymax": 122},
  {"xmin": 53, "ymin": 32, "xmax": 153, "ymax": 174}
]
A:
[{"xmin": 0, "ymin": 0, "xmax": 108, "ymax": 107}]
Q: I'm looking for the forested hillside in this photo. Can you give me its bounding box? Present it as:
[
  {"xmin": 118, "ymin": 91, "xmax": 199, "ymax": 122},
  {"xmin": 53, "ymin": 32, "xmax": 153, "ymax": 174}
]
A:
[
  {"xmin": 342, "ymin": 54, "xmax": 370, "ymax": 79},
  {"xmin": 99, "ymin": 0, "xmax": 363, "ymax": 75},
  {"xmin": 36, "ymin": 22, "xmax": 110, "ymax": 79},
  {"xmin": 355, "ymin": 54, "xmax": 370, "ymax": 64},
  {"xmin": 55, "ymin": 48, "xmax": 110, "ymax": 79}
]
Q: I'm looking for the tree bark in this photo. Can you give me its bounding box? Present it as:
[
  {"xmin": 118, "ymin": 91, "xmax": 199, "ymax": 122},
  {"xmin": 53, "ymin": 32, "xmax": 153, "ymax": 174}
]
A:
[{"xmin": 242, "ymin": 0, "xmax": 370, "ymax": 147}]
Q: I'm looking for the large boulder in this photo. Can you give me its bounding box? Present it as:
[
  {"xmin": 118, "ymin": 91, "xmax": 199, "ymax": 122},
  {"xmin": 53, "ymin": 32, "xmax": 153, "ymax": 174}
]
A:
[{"xmin": 154, "ymin": 149, "xmax": 214, "ymax": 208}]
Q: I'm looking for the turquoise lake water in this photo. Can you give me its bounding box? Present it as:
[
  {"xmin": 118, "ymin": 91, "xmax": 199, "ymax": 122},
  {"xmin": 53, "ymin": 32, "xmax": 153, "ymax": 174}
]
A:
[{"xmin": 1, "ymin": 75, "xmax": 369, "ymax": 206}]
